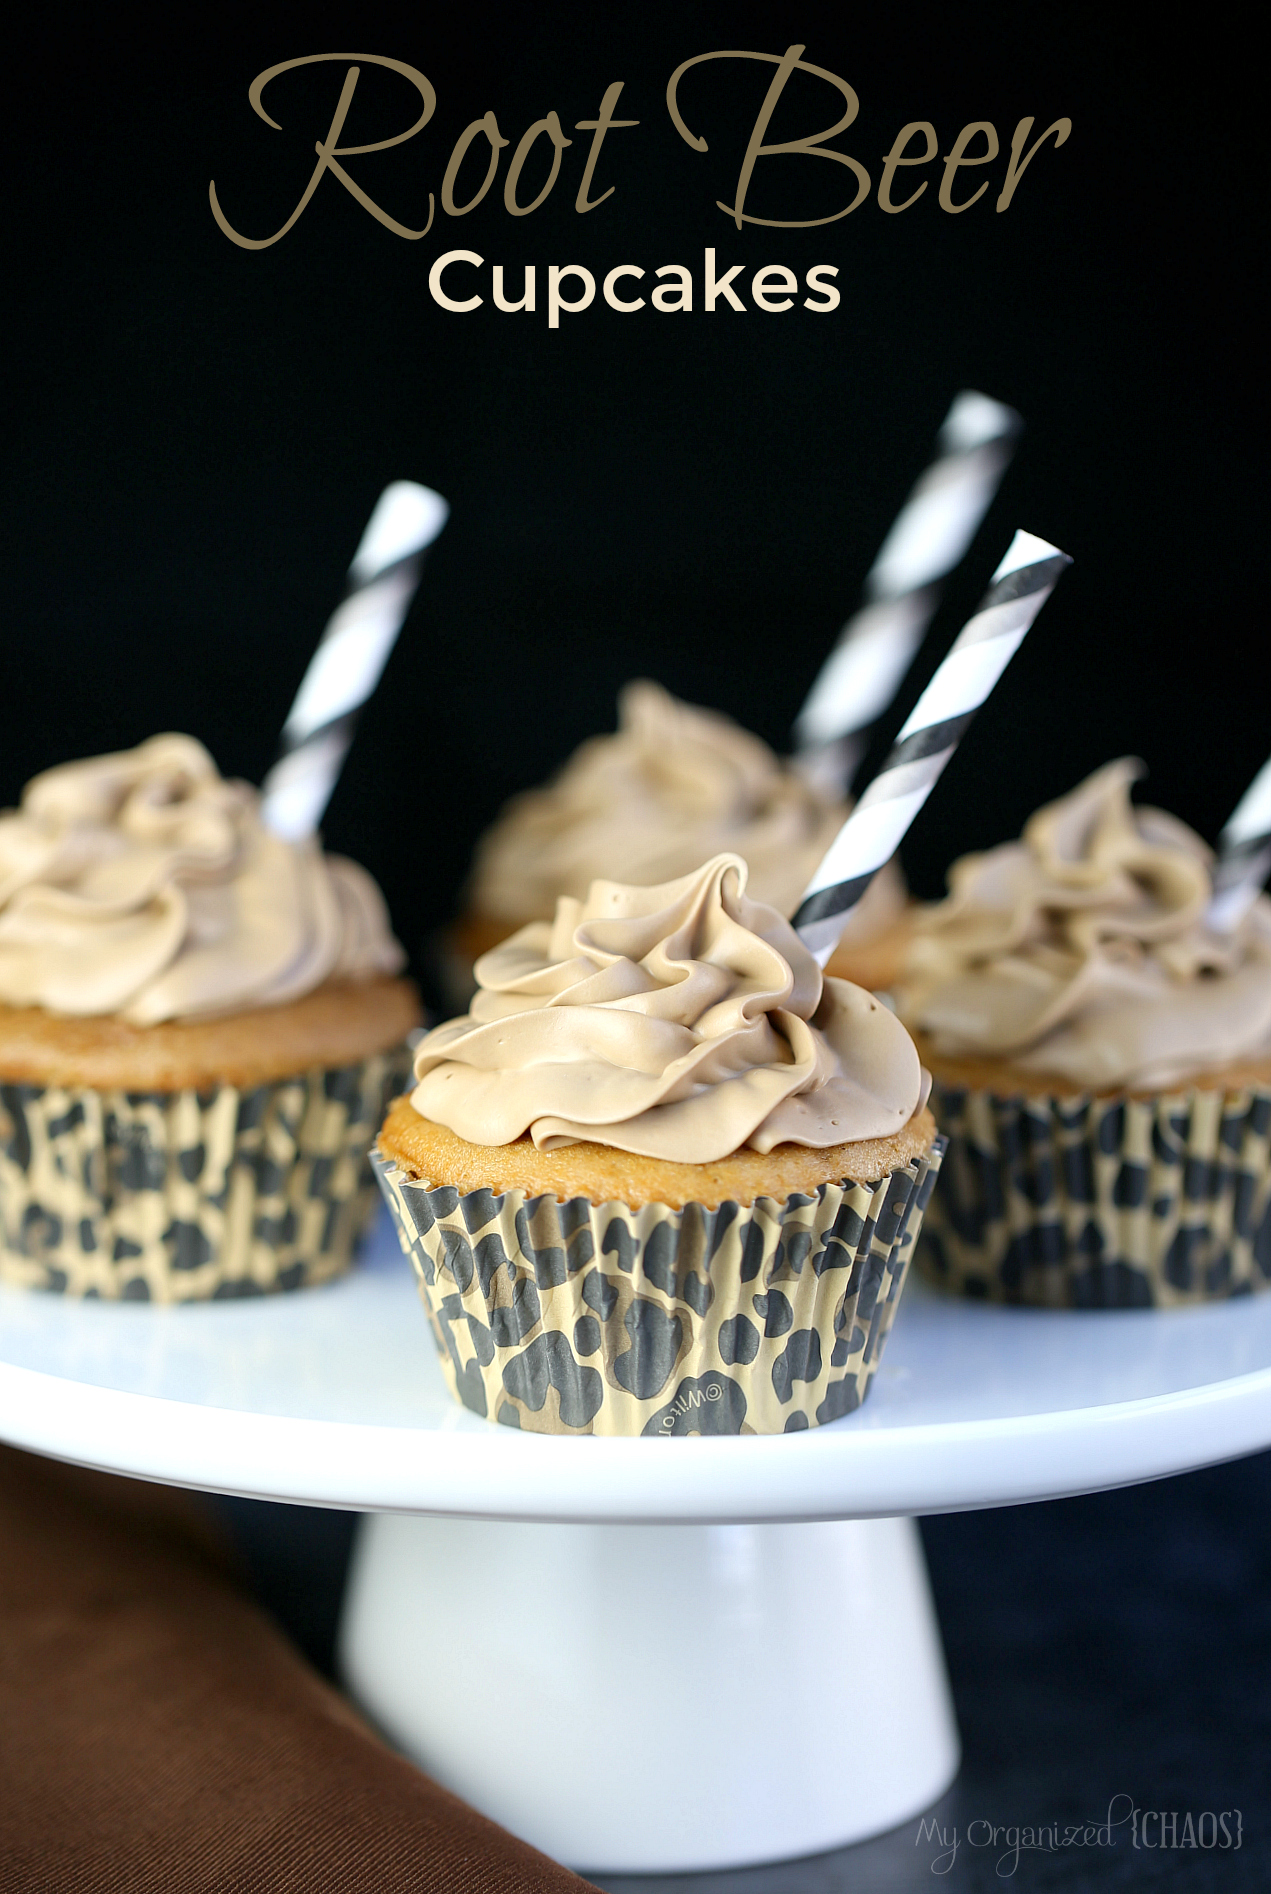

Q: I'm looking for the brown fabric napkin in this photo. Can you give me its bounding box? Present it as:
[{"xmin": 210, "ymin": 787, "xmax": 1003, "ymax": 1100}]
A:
[{"xmin": 0, "ymin": 1444, "xmax": 599, "ymax": 1894}]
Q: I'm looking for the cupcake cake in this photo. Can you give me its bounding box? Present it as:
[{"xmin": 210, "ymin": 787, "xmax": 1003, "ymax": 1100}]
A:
[
  {"xmin": 0, "ymin": 734, "xmax": 418, "ymax": 1299},
  {"xmin": 376, "ymin": 853, "xmax": 942, "ymax": 1435},
  {"xmin": 894, "ymin": 760, "xmax": 1271, "ymax": 1305},
  {"xmin": 449, "ymin": 679, "xmax": 909, "ymax": 994}
]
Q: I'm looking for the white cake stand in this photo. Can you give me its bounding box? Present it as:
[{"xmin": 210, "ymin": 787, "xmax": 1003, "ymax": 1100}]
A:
[{"xmin": 4, "ymin": 1208, "xmax": 1271, "ymax": 1875}]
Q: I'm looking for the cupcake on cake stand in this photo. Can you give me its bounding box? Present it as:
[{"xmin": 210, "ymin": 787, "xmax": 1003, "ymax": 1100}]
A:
[{"xmin": 10, "ymin": 524, "xmax": 1271, "ymax": 1874}]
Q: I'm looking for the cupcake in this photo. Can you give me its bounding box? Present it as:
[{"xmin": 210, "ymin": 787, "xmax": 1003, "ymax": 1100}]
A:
[
  {"xmin": 447, "ymin": 679, "xmax": 908, "ymax": 996},
  {"xmin": 894, "ymin": 760, "xmax": 1271, "ymax": 1305},
  {"xmin": 0, "ymin": 735, "xmax": 418, "ymax": 1299},
  {"xmin": 376, "ymin": 853, "xmax": 942, "ymax": 1435}
]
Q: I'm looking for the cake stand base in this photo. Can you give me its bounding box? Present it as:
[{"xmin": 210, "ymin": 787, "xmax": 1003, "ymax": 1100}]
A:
[{"xmin": 338, "ymin": 1511, "xmax": 960, "ymax": 1874}]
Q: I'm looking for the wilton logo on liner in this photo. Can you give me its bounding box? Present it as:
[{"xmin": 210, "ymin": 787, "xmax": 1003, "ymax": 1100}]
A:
[
  {"xmin": 657, "ymin": 1383, "xmax": 724, "ymax": 1432},
  {"xmin": 209, "ymin": 45, "xmax": 1071, "ymax": 289}
]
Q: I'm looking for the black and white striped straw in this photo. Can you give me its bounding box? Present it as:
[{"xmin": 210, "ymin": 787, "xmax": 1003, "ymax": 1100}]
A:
[
  {"xmin": 791, "ymin": 529, "xmax": 1072, "ymax": 965},
  {"xmin": 1206, "ymin": 755, "xmax": 1271, "ymax": 932},
  {"xmin": 793, "ymin": 391, "xmax": 1021, "ymax": 798},
  {"xmin": 260, "ymin": 482, "xmax": 449, "ymax": 839}
]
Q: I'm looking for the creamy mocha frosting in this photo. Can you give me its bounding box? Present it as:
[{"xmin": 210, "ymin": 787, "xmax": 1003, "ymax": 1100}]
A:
[
  {"xmin": 466, "ymin": 679, "xmax": 903, "ymax": 943},
  {"xmin": 897, "ymin": 759, "xmax": 1271, "ymax": 1090},
  {"xmin": 413, "ymin": 854, "xmax": 925, "ymax": 1163},
  {"xmin": 0, "ymin": 735, "xmax": 404, "ymax": 1023}
]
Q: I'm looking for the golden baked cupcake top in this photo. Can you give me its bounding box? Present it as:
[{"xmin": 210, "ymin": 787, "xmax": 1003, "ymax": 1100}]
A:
[
  {"xmin": 410, "ymin": 852, "xmax": 928, "ymax": 1167},
  {"xmin": 0, "ymin": 733, "xmax": 404, "ymax": 1025},
  {"xmin": 379, "ymin": 1092, "xmax": 936, "ymax": 1210},
  {"xmin": 895, "ymin": 758, "xmax": 1271, "ymax": 1091}
]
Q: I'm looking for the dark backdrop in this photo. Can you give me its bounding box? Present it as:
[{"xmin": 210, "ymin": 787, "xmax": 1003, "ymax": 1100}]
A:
[{"xmin": 2, "ymin": 4, "xmax": 1261, "ymax": 1006}]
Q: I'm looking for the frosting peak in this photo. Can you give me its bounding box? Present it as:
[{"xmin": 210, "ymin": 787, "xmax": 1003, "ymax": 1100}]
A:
[
  {"xmin": 467, "ymin": 680, "xmax": 849, "ymax": 923},
  {"xmin": 0, "ymin": 734, "xmax": 404, "ymax": 1022},
  {"xmin": 898, "ymin": 760, "xmax": 1271, "ymax": 1089},
  {"xmin": 414, "ymin": 854, "xmax": 924, "ymax": 1163}
]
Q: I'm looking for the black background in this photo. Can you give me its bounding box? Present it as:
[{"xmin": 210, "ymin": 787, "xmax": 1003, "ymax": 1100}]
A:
[{"xmin": 3, "ymin": 4, "xmax": 1261, "ymax": 1010}]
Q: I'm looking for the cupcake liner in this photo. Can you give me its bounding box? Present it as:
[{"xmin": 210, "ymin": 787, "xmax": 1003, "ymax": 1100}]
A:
[
  {"xmin": 372, "ymin": 1137, "xmax": 945, "ymax": 1435},
  {"xmin": 0, "ymin": 1046, "xmax": 412, "ymax": 1301},
  {"xmin": 919, "ymin": 1080, "xmax": 1271, "ymax": 1307}
]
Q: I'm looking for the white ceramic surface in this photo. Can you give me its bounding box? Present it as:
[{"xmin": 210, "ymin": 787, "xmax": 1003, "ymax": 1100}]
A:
[
  {"xmin": 2, "ymin": 1205, "xmax": 1271, "ymax": 1519},
  {"xmin": 338, "ymin": 1512, "xmax": 961, "ymax": 1873}
]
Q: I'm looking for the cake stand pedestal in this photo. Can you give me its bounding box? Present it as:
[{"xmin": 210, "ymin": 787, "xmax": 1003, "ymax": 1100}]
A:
[
  {"xmin": 4, "ymin": 1208, "xmax": 1271, "ymax": 1874},
  {"xmin": 339, "ymin": 1512, "xmax": 956, "ymax": 1872}
]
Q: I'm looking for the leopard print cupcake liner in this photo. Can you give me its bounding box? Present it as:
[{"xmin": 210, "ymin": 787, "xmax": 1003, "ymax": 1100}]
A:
[
  {"xmin": 371, "ymin": 1137, "xmax": 945, "ymax": 1435},
  {"xmin": 918, "ymin": 1081, "xmax": 1271, "ymax": 1307},
  {"xmin": 0, "ymin": 1046, "xmax": 412, "ymax": 1301}
]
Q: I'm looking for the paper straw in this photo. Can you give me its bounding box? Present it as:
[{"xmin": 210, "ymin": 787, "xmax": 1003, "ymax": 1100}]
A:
[
  {"xmin": 261, "ymin": 482, "xmax": 449, "ymax": 839},
  {"xmin": 793, "ymin": 391, "xmax": 1021, "ymax": 796},
  {"xmin": 791, "ymin": 530, "xmax": 1071, "ymax": 964},
  {"xmin": 1206, "ymin": 755, "xmax": 1271, "ymax": 932}
]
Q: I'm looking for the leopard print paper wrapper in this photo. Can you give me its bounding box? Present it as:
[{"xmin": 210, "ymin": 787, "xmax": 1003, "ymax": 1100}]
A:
[
  {"xmin": 0, "ymin": 1046, "xmax": 412, "ymax": 1301},
  {"xmin": 918, "ymin": 1081, "xmax": 1271, "ymax": 1307},
  {"xmin": 371, "ymin": 1137, "xmax": 944, "ymax": 1436}
]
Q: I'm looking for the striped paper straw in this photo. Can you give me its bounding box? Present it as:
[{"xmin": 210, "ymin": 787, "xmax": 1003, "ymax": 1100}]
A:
[
  {"xmin": 261, "ymin": 482, "xmax": 449, "ymax": 839},
  {"xmin": 791, "ymin": 529, "xmax": 1071, "ymax": 964},
  {"xmin": 793, "ymin": 391, "xmax": 1021, "ymax": 797},
  {"xmin": 1206, "ymin": 755, "xmax": 1271, "ymax": 932}
]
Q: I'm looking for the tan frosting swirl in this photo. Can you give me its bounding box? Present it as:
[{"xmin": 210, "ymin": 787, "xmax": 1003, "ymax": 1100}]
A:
[
  {"xmin": 897, "ymin": 759, "xmax": 1271, "ymax": 1090},
  {"xmin": 0, "ymin": 734, "xmax": 404, "ymax": 1023},
  {"xmin": 468, "ymin": 680, "xmax": 860, "ymax": 922},
  {"xmin": 413, "ymin": 854, "xmax": 924, "ymax": 1162}
]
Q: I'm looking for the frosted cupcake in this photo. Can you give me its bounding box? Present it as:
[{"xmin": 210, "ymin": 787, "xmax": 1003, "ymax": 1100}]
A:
[
  {"xmin": 895, "ymin": 760, "xmax": 1271, "ymax": 1305},
  {"xmin": 0, "ymin": 735, "xmax": 417, "ymax": 1299},
  {"xmin": 376, "ymin": 853, "xmax": 942, "ymax": 1435},
  {"xmin": 449, "ymin": 679, "xmax": 908, "ymax": 994}
]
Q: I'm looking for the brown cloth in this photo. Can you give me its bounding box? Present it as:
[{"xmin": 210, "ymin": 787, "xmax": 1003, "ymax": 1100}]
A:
[{"xmin": 0, "ymin": 1445, "xmax": 598, "ymax": 1894}]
